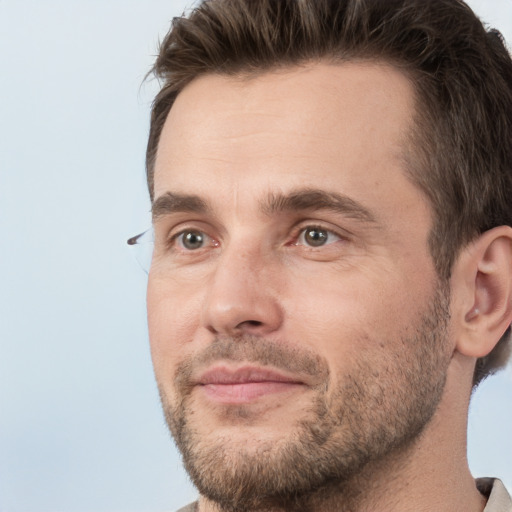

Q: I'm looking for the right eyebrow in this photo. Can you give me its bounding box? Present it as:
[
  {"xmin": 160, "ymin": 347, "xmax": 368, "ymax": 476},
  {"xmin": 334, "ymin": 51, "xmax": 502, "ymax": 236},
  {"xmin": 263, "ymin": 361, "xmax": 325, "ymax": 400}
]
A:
[{"xmin": 152, "ymin": 192, "xmax": 209, "ymax": 221}]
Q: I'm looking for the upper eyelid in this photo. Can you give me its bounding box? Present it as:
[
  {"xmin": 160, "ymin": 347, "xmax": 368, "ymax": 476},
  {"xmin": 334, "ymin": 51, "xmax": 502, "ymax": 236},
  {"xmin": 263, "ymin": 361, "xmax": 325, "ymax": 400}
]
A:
[
  {"xmin": 292, "ymin": 221, "xmax": 352, "ymax": 240},
  {"xmin": 153, "ymin": 211, "xmax": 215, "ymax": 229},
  {"xmin": 297, "ymin": 225, "xmax": 341, "ymax": 236},
  {"xmin": 155, "ymin": 219, "xmax": 217, "ymax": 239},
  {"xmin": 166, "ymin": 227, "xmax": 213, "ymax": 247},
  {"xmin": 293, "ymin": 226, "xmax": 345, "ymax": 249},
  {"xmin": 156, "ymin": 219, "xmax": 351, "ymax": 246},
  {"xmin": 173, "ymin": 233, "xmax": 211, "ymax": 253},
  {"xmin": 172, "ymin": 227, "xmax": 212, "ymax": 241}
]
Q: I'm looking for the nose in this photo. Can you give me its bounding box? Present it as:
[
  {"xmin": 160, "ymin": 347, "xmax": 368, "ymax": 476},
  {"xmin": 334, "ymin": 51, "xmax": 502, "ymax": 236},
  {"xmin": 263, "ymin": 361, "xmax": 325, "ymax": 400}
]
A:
[{"xmin": 201, "ymin": 245, "xmax": 284, "ymax": 337}]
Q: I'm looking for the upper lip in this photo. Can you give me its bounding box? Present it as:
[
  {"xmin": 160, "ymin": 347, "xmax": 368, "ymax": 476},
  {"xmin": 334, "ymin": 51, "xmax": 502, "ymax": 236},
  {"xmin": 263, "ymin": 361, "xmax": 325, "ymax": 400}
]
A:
[{"xmin": 196, "ymin": 365, "xmax": 305, "ymax": 386}]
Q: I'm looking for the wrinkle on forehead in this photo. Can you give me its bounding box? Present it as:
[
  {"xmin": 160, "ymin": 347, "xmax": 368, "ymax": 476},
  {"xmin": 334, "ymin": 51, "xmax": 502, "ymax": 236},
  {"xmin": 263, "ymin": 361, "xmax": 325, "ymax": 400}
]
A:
[
  {"xmin": 157, "ymin": 61, "xmax": 414, "ymax": 151},
  {"xmin": 152, "ymin": 61, "xmax": 421, "ymax": 232}
]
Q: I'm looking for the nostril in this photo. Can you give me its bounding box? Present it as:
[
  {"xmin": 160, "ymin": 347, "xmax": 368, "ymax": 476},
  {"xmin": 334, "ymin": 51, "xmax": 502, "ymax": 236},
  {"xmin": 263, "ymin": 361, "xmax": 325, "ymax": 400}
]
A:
[
  {"xmin": 202, "ymin": 293, "xmax": 284, "ymax": 336},
  {"xmin": 237, "ymin": 320, "xmax": 263, "ymax": 329},
  {"xmin": 206, "ymin": 320, "xmax": 263, "ymax": 335}
]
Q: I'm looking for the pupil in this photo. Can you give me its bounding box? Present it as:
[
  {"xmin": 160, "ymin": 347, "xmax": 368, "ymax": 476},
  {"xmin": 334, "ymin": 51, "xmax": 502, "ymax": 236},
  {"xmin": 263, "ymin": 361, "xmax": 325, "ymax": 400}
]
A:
[
  {"xmin": 183, "ymin": 231, "xmax": 203, "ymax": 249},
  {"xmin": 305, "ymin": 228, "xmax": 327, "ymax": 246}
]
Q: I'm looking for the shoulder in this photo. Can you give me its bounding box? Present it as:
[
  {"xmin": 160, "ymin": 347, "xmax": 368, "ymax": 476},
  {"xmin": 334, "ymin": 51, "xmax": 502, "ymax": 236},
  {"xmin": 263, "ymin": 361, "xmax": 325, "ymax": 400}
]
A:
[
  {"xmin": 477, "ymin": 478, "xmax": 512, "ymax": 512},
  {"xmin": 175, "ymin": 502, "xmax": 198, "ymax": 512}
]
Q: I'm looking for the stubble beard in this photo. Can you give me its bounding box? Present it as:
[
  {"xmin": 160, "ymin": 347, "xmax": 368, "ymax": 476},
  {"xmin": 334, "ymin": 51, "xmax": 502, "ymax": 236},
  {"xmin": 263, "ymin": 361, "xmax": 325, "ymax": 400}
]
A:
[{"xmin": 158, "ymin": 284, "xmax": 452, "ymax": 512}]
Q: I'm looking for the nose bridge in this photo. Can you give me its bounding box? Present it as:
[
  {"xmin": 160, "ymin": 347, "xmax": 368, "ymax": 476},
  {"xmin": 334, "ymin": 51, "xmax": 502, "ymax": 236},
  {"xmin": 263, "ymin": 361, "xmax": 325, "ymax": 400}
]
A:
[
  {"xmin": 215, "ymin": 243, "xmax": 256, "ymax": 294},
  {"xmin": 201, "ymin": 236, "xmax": 283, "ymax": 336}
]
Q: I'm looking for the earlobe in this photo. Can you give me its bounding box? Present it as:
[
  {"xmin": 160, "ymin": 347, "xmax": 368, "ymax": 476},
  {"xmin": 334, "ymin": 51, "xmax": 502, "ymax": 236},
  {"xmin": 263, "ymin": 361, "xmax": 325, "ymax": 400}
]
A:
[{"xmin": 453, "ymin": 226, "xmax": 512, "ymax": 358}]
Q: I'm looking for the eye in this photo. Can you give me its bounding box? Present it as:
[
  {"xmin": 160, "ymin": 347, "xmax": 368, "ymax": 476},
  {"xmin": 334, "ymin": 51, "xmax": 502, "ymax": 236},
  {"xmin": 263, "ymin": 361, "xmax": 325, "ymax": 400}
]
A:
[
  {"xmin": 296, "ymin": 226, "xmax": 341, "ymax": 247},
  {"xmin": 175, "ymin": 229, "xmax": 211, "ymax": 250}
]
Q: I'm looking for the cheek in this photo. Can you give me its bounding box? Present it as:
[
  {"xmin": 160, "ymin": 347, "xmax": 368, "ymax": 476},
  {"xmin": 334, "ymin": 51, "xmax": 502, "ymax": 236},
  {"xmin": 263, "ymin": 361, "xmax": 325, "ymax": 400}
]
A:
[
  {"xmin": 283, "ymin": 263, "xmax": 435, "ymax": 373},
  {"xmin": 147, "ymin": 275, "xmax": 202, "ymax": 376}
]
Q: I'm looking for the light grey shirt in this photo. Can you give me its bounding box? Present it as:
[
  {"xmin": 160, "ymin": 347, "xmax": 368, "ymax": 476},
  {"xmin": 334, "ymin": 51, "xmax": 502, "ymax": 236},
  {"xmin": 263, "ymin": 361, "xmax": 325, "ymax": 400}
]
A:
[
  {"xmin": 479, "ymin": 478, "xmax": 512, "ymax": 512},
  {"xmin": 176, "ymin": 478, "xmax": 512, "ymax": 512}
]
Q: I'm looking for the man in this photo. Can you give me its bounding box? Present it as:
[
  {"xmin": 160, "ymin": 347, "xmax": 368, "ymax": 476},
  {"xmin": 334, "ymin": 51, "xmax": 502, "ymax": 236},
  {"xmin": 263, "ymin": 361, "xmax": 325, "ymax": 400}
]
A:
[{"xmin": 136, "ymin": 0, "xmax": 512, "ymax": 510}]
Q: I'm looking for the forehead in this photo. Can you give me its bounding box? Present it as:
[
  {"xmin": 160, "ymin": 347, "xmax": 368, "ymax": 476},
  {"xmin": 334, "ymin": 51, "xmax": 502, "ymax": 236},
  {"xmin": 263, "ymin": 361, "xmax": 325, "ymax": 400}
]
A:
[{"xmin": 153, "ymin": 62, "xmax": 420, "ymax": 220}]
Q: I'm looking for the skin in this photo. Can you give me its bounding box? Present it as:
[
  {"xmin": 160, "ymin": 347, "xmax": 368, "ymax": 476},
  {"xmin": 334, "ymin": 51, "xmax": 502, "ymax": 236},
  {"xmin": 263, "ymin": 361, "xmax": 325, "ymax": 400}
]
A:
[{"xmin": 147, "ymin": 62, "xmax": 512, "ymax": 511}]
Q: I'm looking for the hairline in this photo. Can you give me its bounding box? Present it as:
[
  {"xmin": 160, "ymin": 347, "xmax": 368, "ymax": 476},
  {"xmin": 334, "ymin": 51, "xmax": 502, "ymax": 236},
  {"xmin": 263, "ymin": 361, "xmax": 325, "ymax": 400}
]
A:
[
  {"xmin": 148, "ymin": 56, "xmax": 433, "ymax": 196},
  {"xmin": 147, "ymin": 57, "xmax": 453, "ymax": 271}
]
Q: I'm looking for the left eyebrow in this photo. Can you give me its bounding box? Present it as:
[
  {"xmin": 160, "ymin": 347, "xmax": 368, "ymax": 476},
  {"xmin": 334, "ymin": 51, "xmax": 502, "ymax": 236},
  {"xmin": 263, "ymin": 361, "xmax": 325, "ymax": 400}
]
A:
[{"xmin": 261, "ymin": 188, "xmax": 377, "ymax": 224}]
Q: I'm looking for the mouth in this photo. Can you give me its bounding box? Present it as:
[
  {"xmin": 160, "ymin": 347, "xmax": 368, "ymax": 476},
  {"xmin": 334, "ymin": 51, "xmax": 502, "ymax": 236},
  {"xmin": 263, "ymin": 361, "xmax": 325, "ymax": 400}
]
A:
[{"xmin": 196, "ymin": 365, "xmax": 306, "ymax": 404}]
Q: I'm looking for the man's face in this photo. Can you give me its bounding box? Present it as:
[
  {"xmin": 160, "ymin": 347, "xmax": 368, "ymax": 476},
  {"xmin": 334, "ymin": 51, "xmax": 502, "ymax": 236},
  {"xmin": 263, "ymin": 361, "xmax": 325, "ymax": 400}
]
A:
[{"xmin": 148, "ymin": 63, "xmax": 452, "ymax": 510}]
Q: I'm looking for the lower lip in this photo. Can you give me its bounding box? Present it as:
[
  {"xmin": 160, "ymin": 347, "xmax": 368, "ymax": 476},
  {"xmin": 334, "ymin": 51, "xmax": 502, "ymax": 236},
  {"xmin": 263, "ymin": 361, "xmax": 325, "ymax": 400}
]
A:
[{"xmin": 200, "ymin": 381, "xmax": 304, "ymax": 403}]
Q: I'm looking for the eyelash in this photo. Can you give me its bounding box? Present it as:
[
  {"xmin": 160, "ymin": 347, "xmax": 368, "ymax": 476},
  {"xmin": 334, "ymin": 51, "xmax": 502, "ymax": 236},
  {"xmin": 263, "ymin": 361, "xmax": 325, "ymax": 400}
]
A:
[
  {"xmin": 168, "ymin": 228, "xmax": 217, "ymax": 251},
  {"xmin": 292, "ymin": 224, "xmax": 342, "ymax": 248},
  {"xmin": 166, "ymin": 223, "xmax": 344, "ymax": 253}
]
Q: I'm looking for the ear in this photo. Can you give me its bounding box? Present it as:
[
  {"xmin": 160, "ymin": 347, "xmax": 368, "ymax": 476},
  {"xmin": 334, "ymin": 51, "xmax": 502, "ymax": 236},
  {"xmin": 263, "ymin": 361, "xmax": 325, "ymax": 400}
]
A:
[{"xmin": 451, "ymin": 226, "xmax": 512, "ymax": 358}]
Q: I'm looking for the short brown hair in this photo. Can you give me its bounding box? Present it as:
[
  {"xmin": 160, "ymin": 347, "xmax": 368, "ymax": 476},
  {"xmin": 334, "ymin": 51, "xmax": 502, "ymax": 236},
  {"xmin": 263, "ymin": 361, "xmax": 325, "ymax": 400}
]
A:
[{"xmin": 145, "ymin": 0, "xmax": 512, "ymax": 386}]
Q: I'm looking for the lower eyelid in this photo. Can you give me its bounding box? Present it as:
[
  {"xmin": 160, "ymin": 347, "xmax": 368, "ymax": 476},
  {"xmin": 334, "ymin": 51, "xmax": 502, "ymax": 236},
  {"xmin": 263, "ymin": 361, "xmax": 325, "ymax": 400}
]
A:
[
  {"xmin": 164, "ymin": 224, "xmax": 346, "ymax": 252},
  {"xmin": 174, "ymin": 230, "xmax": 221, "ymax": 252}
]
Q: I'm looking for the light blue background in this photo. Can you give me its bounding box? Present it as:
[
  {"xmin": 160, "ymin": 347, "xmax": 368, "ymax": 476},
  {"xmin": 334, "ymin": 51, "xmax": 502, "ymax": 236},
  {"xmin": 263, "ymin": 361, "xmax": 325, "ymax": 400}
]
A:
[{"xmin": 0, "ymin": 1, "xmax": 511, "ymax": 511}]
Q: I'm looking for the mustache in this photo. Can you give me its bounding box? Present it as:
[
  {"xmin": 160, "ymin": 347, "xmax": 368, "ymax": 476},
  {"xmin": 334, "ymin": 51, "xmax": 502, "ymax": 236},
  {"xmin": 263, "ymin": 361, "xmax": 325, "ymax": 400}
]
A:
[{"xmin": 174, "ymin": 335, "xmax": 329, "ymax": 391}]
